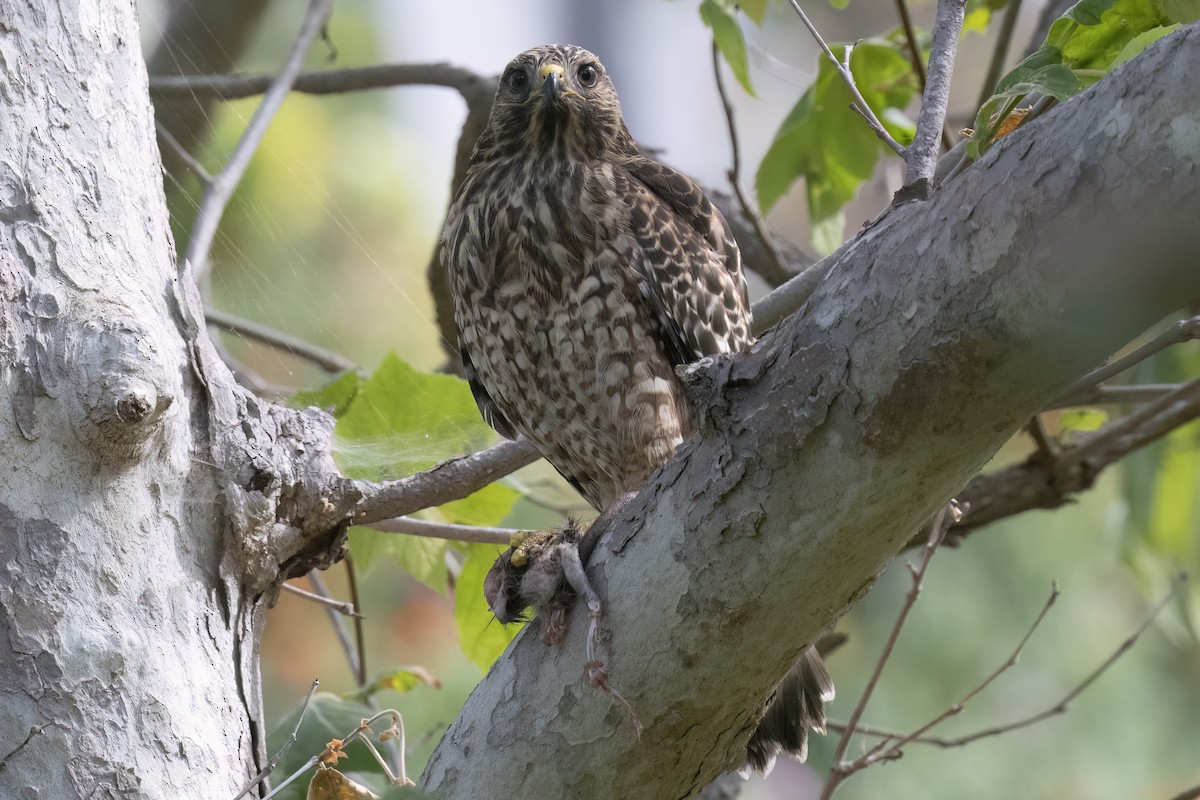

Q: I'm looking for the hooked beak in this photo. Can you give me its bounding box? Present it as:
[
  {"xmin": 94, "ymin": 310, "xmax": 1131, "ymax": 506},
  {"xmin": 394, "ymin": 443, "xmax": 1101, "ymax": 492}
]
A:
[{"xmin": 539, "ymin": 63, "xmax": 579, "ymax": 104}]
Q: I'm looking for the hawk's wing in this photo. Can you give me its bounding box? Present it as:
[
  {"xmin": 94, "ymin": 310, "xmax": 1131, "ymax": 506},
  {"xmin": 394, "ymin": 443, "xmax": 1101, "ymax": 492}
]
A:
[
  {"xmin": 461, "ymin": 343, "xmax": 517, "ymax": 441},
  {"xmin": 623, "ymin": 157, "xmax": 753, "ymax": 365}
]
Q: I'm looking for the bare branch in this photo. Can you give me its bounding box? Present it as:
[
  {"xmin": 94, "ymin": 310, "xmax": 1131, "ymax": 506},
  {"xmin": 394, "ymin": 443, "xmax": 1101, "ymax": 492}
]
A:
[
  {"xmin": 1047, "ymin": 383, "xmax": 1180, "ymax": 409},
  {"xmin": 231, "ymin": 679, "xmax": 321, "ymax": 800},
  {"xmin": 898, "ymin": 0, "xmax": 967, "ymax": 200},
  {"xmin": 307, "ymin": 570, "xmax": 362, "ymax": 681},
  {"xmin": 946, "ymin": 377, "xmax": 1200, "ymax": 538},
  {"xmin": 711, "ymin": 42, "xmax": 790, "ymax": 287},
  {"xmin": 183, "ymin": 0, "xmax": 335, "ymax": 284},
  {"xmin": 368, "ymin": 516, "xmax": 518, "ymax": 546},
  {"xmin": 1055, "ymin": 315, "xmax": 1200, "ymax": 405},
  {"xmin": 822, "ymin": 503, "xmax": 961, "ymax": 797},
  {"xmin": 205, "ymin": 307, "xmax": 358, "ymax": 374},
  {"xmin": 155, "ymin": 121, "xmax": 213, "ymax": 184},
  {"xmin": 854, "ymin": 582, "xmax": 1060, "ymax": 767},
  {"xmin": 149, "ymin": 62, "xmax": 493, "ymax": 102},
  {"xmin": 352, "ymin": 439, "xmax": 540, "ymax": 525},
  {"xmin": 928, "ymin": 574, "xmax": 1186, "ymax": 748},
  {"xmin": 281, "ymin": 582, "xmax": 363, "ymax": 618},
  {"xmin": 785, "ymin": 0, "xmax": 907, "ymax": 157},
  {"xmin": 343, "ymin": 554, "xmax": 368, "ymax": 687}
]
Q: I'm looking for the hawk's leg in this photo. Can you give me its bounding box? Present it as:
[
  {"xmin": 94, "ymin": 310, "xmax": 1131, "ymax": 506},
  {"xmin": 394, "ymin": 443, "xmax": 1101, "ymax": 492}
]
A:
[
  {"xmin": 482, "ymin": 493, "xmax": 634, "ymax": 646},
  {"xmin": 483, "ymin": 518, "xmax": 599, "ymax": 645}
]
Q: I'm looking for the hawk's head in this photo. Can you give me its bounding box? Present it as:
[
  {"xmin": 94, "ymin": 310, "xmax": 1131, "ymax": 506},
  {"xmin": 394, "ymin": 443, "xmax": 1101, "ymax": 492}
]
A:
[{"xmin": 476, "ymin": 44, "xmax": 637, "ymax": 162}]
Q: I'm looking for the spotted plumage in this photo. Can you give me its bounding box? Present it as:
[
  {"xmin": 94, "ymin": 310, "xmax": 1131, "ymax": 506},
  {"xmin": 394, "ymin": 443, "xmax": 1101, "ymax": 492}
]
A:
[
  {"xmin": 443, "ymin": 44, "xmax": 750, "ymax": 511},
  {"xmin": 441, "ymin": 43, "xmax": 829, "ymax": 773}
]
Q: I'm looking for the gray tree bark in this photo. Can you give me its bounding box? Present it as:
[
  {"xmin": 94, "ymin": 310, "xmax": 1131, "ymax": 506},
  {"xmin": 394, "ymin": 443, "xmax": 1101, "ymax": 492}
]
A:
[
  {"xmin": 0, "ymin": 3, "xmax": 350, "ymax": 796},
  {"xmin": 0, "ymin": 4, "xmax": 1197, "ymax": 800}
]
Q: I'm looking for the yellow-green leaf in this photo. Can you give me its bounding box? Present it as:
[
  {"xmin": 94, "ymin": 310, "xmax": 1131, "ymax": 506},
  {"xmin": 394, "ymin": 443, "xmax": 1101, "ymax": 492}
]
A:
[
  {"xmin": 455, "ymin": 543, "xmax": 523, "ymax": 670},
  {"xmin": 701, "ymin": 0, "xmax": 756, "ymax": 95}
]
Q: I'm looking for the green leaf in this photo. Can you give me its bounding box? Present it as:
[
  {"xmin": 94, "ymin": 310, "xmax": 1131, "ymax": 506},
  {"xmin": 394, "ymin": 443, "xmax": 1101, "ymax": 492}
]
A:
[
  {"xmin": 333, "ymin": 353, "xmax": 494, "ymax": 481},
  {"xmin": 438, "ymin": 481, "xmax": 521, "ymax": 527},
  {"xmin": 701, "ymin": 0, "xmax": 756, "ymax": 95},
  {"xmin": 962, "ymin": 5, "xmax": 994, "ymax": 34},
  {"xmin": 968, "ymin": 63, "xmax": 1083, "ymax": 158},
  {"xmin": 971, "ymin": 0, "xmax": 1173, "ymax": 156},
  {"xmin": 1110, "ymin": 23, "xmax": 1181, "ymax": 68},
  {"xmin": 739, "ymin": 0, "xmax": 770, "ymax": 24},
  {"xmin": 1058, "ymin": 407, "xmax": 1109, "ymax": 432},
  {"xmin": 756, "ymin": 38, "xmax": 917, "ymax": 247},
  {"xmin": 455, "ymin": 543, "xmax": 523, "ymax": 670},
  {"xmin": 351, "ymin": 526, "xmax": 448, "ymax": 590},
  {"xmin": 319, "ymin": 353, "xmax": 517, "ymax": 579},
  {"xmin": 1048, "ymin": 0, "xmax": 1170, "ymax": 69},
  {"xmin": 290, "ymin": 370, "xmax": 361, "ymax": 416}
]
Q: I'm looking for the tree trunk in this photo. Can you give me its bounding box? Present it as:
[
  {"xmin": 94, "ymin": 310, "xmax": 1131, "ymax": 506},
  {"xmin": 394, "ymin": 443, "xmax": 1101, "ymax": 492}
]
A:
[{"xmin": 0, "ymin": 3, "xmax": 349, "ymax": 795}]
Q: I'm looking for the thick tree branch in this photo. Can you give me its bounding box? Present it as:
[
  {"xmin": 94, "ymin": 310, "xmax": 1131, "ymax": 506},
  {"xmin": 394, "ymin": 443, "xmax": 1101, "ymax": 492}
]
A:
[{"xmin": 415, "ymin": 28, "xmax": 1200, "ymax": 798}]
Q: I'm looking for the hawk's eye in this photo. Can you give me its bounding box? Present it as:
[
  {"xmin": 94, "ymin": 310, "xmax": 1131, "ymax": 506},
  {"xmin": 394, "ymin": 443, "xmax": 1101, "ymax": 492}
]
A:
[
  {"xmin": 506, "ymin": 69, "xmax": 529, "ymax": 92},
  {"xmin": 577, "ymin": 63, "xmax": 599, "ymax": 88}
]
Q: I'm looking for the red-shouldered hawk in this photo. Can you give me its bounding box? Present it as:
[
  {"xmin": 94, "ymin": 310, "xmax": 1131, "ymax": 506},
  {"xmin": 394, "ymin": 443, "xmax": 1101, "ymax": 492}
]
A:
[{"xmin": 441, "ymin": 43, "xmax": 831, "ymax": 773}]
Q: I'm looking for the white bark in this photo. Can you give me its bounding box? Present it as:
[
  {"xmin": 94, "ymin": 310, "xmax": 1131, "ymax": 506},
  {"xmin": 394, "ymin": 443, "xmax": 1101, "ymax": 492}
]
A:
[
  {"xmin": 419, "ymin": 25, "xmax": 1200, "ymax": 799},
  {"xmin": 0, "ymin": 3, "xmax": 349, "ymax": 795}
]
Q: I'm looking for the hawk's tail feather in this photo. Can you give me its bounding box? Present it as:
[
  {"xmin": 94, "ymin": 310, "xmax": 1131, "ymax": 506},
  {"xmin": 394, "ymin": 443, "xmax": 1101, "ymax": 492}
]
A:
[{"xmin": 743, "ymin": 646, "xmax": 835, "ymax": 775}]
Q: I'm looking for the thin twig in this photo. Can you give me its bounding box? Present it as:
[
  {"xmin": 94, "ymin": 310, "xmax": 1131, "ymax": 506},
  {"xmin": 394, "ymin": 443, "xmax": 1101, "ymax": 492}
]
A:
[
  {"xmin": 785, "ymin": 0, "xmax": 906, "ymax": 157},
  {"xmin": 822, "ymin": 502, "xmax": 960, "ymax": 798},
  {"xmin": 231, "ymin": 679, "xmax": 320, "ymax": 800},
  {"xmin": 308, "ymin": 570, "xmax": 362, "ymax": 680},
  {"xmin": 155, "ymin": 121, "xmax": 213, "ymax": 183},
  {"xmin": 854, "ymin": 583, "xmax": 1060, "ymax": 767},
  {"xmin": 368, "ymin": 515, "xmax": 519, "ymax": 546},
  {"xmin": 977, "ymin": 0, "xmax": 1024, "ymax": 109},
  {"xmin": 1054, "ymin": 315, "xmax": 1200, "ymax": 405},
  {"xmin": 150, "ymin": 62, "xmax": 493, "ymax": 102},
  {"xmin": 205, "ymin": 307, "xmax": 357, "ymax": 374},
  {"xmin": 710, "ymin": 41, "xmax": 789, "ymax": 286},
  {"xmin": 184, "ymin": 0, "xmax": 335, "ymax": 284},
  {"xmin": 344, "ymin": 553, "xmax": 368, "ymax": 688},
  {"xmin": 825, "ymin": 720, "xmax": 958, "ymax": 746},
  {"xmin": 1026, "ymin": 414, "xmax": 1059, "ymax": 460},
  {"xmin": 1047, "ymin": 383, "xmax": 1179, "ymax": 409},
  {"xmin": 946, "ymin": 377, "xmax": 1200, "ymax": 538},
  {"xmin": 282, "ymin": 582, "xmax": 363, "ymax": 617},
  {"xmin": 927, "ymin": 573, "xmax": 1186, "ymax": 748},
  {"xmin": 898, "ymin": 0, "xmax": 967, "ymax": 199}
]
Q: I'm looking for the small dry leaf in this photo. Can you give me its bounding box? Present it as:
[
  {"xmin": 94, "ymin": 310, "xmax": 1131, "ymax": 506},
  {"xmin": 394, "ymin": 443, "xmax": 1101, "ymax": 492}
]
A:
[
  {"xmin": 994, "ymin": 107, "xmax": 1030, "ymax": 139},
  {"xmin": 306, "ymin": 766, "xmax": 380, "ymax": 800},
  {"xmin": 317, "ymin": 738, "xmax": 349, "ymax": 765}
]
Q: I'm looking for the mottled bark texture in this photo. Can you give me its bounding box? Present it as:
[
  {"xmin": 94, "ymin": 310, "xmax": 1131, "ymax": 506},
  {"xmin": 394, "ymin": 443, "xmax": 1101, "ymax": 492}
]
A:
[
  {"xmin": 0, "ymin": 3, "xmax": 351, "ymax": 796},
  {"xmin": 420, "ymin": 25, "xmax": 1200, "ymax": 800}
]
